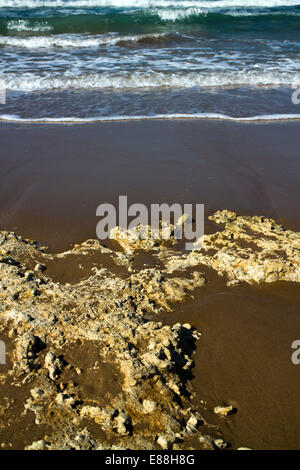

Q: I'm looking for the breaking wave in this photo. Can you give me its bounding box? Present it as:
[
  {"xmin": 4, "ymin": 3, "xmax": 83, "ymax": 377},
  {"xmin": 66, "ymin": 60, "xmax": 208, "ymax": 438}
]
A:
[
  {"xmin": 2, "ymin": 70, "xmax": 300, "ymax": 91},
  {"xmin": 1, "ymin": 112, "xmax": 300, "ymax": 123}
]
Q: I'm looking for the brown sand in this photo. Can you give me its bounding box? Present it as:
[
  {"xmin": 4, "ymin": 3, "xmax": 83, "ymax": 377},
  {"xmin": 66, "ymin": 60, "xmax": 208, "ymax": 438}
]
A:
[
  {"xmin": 0, "ymin": 119, "xmax": 300, "ymax": 449},
  {"xmin": 1, "ymin": 120, "xmax": 300, "ymax": 249}
]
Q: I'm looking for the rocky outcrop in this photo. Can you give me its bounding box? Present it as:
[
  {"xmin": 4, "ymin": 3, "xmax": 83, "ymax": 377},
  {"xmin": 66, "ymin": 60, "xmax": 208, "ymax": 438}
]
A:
[
  {"xmin": 2, "ymin": 209, "xmax": 293, "ymax": 449},
  {"xmin": 0, "ymin": 229, "xmax": 214, "ymax": 450},
  {"xmin": 161, "ymin": 210, "xmax": 300, "ymax": 286}
]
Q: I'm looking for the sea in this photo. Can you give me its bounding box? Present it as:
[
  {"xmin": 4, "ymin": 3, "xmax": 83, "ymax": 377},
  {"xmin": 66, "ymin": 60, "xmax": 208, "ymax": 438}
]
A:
[{"xmin": 0, "ymin": 0, "xmax": 300, "ymax": 122}]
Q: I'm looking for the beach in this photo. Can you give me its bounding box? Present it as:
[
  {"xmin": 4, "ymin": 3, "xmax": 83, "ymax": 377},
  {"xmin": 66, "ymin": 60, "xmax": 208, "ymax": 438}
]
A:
[
  {"xmin": 1, "ymin": 0, "xmax": 300, "ymax": 452},
  {"xmin": 0, "ymin": 119, "xmax": 300, "ymax": 449}
]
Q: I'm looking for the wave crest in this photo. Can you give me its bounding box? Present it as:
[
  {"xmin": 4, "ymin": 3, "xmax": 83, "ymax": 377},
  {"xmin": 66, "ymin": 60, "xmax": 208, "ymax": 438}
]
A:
[
  {"xmin": 1, "ymin": 112, "xmax": 300, "ymax": 123},
  {"xmin": 0, "ymin": 32, "xmax": 168, "ymax": 48},
  {"xmin": 2, "ymin": 70, "xmax": 300, "ymax": 91}
]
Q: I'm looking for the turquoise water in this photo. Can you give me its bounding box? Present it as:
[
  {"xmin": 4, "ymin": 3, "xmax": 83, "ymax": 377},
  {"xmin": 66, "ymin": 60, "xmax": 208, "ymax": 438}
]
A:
[{"xmin": 0, "ymin": 0, "xmax": 300, "ymax": 120}]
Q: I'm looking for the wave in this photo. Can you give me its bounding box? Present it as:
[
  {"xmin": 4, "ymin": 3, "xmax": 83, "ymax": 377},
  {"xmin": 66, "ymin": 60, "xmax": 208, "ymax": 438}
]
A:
[
  {"xmin": 1, "ymin": 8, "xmax": 300, "ymax": 34},
  {"xmin": 0, "ymin": 14, "xmax": 299, "ymax": 39},
  {"xmin": 1, "ymin": 112, "xmax": 300, "ymax": 123},
  {"xmin": 1, "ymin": 70, "xmax": 300, "ymax": 90},
  {"xmin": 156, "ymin": 6, "xmax": 300, "ymax": 21},
  {"xmin": 1, "ymin": 0, "xmax": 300, "ymax": 10},
  {"xmin": 0, "ymin": 32, "xmax": 167, "ymax": 48}
]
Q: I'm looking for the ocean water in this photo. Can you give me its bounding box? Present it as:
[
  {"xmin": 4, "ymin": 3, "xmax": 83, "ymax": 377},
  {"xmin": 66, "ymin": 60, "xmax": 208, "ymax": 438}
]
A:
[{"xmin": 0, "ymin": 0, "xmax": 300, "ymax": 121}]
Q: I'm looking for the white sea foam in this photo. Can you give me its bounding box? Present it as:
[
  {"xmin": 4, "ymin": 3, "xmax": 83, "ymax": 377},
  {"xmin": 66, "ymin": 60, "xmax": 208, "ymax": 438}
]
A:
[
  {"xmin": 1, "ymin": 112, "xmax": 300, "ymax": 123},
  {"xmin": 0, "ymin": 33, "xmax": 165, "ymax": 48},
  {"xmin": 156, "ymin": 5, "xmax": 300, "ymax": 20},
  {"xmin": 0, "ymin": 0, "xmax": 299, "ymax": 10},
  {"xmin": 157, "ymin": 7, "xmax": 208, "ymax": 21},
  {"xmin": 7, "ymin": 20, "xmax": 53, "ymax": 32},
  {"xmin": 1, "ymin": 70, "xmax": 300, "ymax": 91}
]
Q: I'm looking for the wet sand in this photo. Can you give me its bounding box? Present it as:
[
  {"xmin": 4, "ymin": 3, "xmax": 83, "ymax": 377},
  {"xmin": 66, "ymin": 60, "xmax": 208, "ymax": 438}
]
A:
[
  {"xmin": 1, "ymin": 119, "xmax": 300, "ymax": 449},
  {"xmin": 1, "ymin": 120, "xmax": 300, "ymax": 250},
  {"xmin": 160, "ymin": 274, "xmax": 300, "ymax": 450}
]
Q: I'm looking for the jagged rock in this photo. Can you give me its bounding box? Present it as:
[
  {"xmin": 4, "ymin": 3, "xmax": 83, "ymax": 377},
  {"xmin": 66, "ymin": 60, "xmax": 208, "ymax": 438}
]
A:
[{"xmin": 162, "ymin": 210, "xmax": 300, "ymax": 286}]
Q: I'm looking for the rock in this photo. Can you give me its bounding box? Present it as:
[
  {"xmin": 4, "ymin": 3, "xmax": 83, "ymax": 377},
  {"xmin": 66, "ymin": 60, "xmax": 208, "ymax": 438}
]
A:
[
  {"xmin": 34, "ymin": 263, "xmax": 46, "ymax": 272},
  {"xmin": 30, "ymin": 387, "xmax": 44, "ymax": 401},
  {"xmin": 176, "ymin": 213, "xmax": 192, "ymax": 227},
  {"xmin": 214, "ymin": 438, "xmax": 228, "ymax": 449},
  {"xmin": 157, "ymin": 435, "xmax": 175, "ymax": 450},
  {"xmin": 55, "ymin": 393, "xmax": 64, "ymax": 405},
  {"xmin": 0, "ymin": 219, "xmax": 245, "ymax": 450},
  {"xmin": 199, "ymin": 435, "xmax": 215, "ymax": 450},
  {"xmin": 44, "ymin": 351, "xmax": 63, "ymax": 381},
  {"xmin": 24, "ymin": 271, "xmax": 34, "ymax": 282},
  {"xmin": 163, "ymin": 209, "xmax": 300, "ymax": 286},
  {"xmin": 0, "ymin": 213, "xmax": 294, "ymax": 450},
  {"xmin": 14, "ymin": 333, "xmax": 45, "ymax": 373},
  {"xmin": 80, "ymin": 406, "xmax": 104, "ymax": 424},
  {"xmin": 214, "ymin": 405, "xmax": 235, "ymax": 417},
  {"xmin": 65, "ymin": 396, "xmax": 76, "ymax": 408},
  {"xmin": 186, "ymin": 414, "xmax": 204, "ymax": 432},
  {"xmin": 55, "ymin": 393, "xmax": 76, "ymax": 408},
  {"xmin": 142, "ymin": 399, "xmax": 157, "ymax": 414},
  {"xmin": 25, "ymin": 440, "xmax": 46, "ymax": 450},
  {"xmin": 115, "ymin": 412, "xmax": 132, "ymax": 436}
]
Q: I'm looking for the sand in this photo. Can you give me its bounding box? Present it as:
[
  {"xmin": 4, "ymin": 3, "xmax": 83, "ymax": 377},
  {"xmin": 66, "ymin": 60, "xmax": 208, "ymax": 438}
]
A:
[{"xmin": 0, "ymin": 119, "xmax": 300, "ymax": 450}]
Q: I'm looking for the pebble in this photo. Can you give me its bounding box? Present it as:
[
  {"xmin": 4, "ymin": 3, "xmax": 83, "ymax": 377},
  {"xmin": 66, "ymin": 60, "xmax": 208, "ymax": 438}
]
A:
[
  {"xmin": 214, "ymin": 405, "xmax": 234, "ymax": 416},
  {"xmin": 157, "ymin": 435, "xmax": 174, "ymax": 450},
  {"xmin": 214, "ymin": 438, "xmax": 228, "ymax": 449}
]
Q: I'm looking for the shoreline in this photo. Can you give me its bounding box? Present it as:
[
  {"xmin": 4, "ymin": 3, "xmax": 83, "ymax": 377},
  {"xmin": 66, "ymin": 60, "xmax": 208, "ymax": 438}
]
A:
[{"xmin": 1, "ymin": 119, "xmax": 300, "ymax": 449}]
